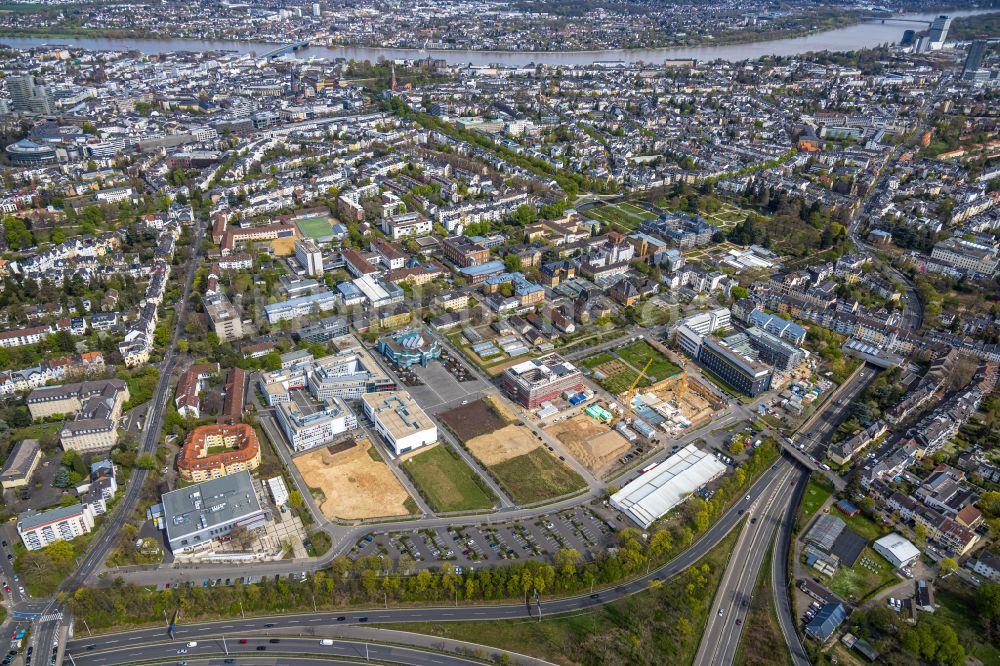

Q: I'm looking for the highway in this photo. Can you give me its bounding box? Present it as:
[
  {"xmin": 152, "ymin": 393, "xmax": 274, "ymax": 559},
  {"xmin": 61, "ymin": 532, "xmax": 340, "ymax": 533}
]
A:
[
  {"xmin": 696, "ymin": 354, "xmax": 882, "ymax": 665},
  {"xmin": 63, "ymin": 458, "xmax": 792, "ymax": 664},
  {"xmin": 694, "ymin": 463, "xmax": 797, "ymax": 666},
  {"xmin": 772, "ymin": 467, "xmax": 811, "ymax": 666},
  {"xmin": 69, "ymin": 637, "xmax": 497, "ymax": 666}
]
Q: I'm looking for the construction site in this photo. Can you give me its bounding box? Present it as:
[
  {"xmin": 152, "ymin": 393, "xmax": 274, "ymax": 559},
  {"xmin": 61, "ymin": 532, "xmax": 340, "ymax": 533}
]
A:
[
  {"xmin": 547, "ymin": 347, "xmax": 725, "ymax": 474},
  {"xmin": 293, "ymin": 437, "xmax": 416, "ymax": 520}
]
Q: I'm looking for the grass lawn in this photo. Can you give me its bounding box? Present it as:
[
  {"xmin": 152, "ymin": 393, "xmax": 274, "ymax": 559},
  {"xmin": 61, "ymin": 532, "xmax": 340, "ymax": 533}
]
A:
[
  {"xmin": 797, "ymin": 478, "xmax": 832, "ymax": 523},
  {"xmin": 489, "ymin": 448, "xmax": 586, "ymax": 505},
  {"xmin": 839, "ymin": 510, "xmax": 890, "ymax": 542},
  {"xmin": 403, "ymin": 446, "xmax": 494, "ymax": 512},
  {"xmin": 619, "ymin": 202, "xmax": 657, "ymax": 220},
  {"xmin": 934, "ymin": 578, "xmax": 1000, "ymax": 665},
  {"xmin": 579, "ymin": 352, "xmax": 615, "ymax": 369},
  {"xmin": 734, "ymin": 543, "xmax": 793, "ymax": 666},
  {"xmin": 375, "ymin": 527, "xmax": 740, "ymax": 666},
  {"xmin": 617, "ymin": 340, "xmax": 682, "ymax": 382},
  {"xmin": 10, "ymin": 422, "xmax": 61, "ymax": 444},
  {"xmin": 827, "ymin": 547, "xmax": 896, "ymax": 602}
]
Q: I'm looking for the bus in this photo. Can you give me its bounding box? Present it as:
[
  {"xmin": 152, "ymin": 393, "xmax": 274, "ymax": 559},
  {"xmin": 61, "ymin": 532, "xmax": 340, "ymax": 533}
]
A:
[{"xmin": 641, "ymin": 462, "xmax": 659, "ymax": 473}]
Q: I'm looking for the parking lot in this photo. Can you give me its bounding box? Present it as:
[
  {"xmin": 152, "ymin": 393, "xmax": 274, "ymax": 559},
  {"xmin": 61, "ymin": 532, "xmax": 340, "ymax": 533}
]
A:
[
  {"xmin": 347, "ymin": 504, "xmax": 620, "ymax": 570},
  {"xmin": 1, "ymin": 455, "xmax": 66, "ymax": 515},
  {"xmin": 404, "ymin": 358, "xmax": 490, "ymax": 414}
]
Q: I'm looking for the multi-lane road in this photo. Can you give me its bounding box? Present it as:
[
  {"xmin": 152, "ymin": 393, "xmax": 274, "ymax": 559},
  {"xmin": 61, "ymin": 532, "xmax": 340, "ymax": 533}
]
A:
[
  {"xmin": 694, "ymin": 462, "xmax": 799, "ymax": 666},
  {"xmin": 70, "ymin": 638, "xmax": 500, "ymax": 666},
  {"xmin": 64, "ymin": 457, "xmax": 794, "ymax": 665}
]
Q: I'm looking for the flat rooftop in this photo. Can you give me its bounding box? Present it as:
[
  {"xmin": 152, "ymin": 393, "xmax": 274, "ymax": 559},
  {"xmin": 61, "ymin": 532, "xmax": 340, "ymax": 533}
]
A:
[
  {"xmin": 361, "ymin": 391, "xmax": 435, "ymax": 439},
  {"xmin": 161, "ymin": 470, "xmax": 263, "ymax": 543}
]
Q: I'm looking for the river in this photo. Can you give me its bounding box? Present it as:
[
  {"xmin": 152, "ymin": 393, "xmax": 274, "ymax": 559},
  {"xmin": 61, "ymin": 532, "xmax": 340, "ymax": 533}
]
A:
[{"xmin": 0, "ymin": 8, "xmax": 995, "ymax": 66}]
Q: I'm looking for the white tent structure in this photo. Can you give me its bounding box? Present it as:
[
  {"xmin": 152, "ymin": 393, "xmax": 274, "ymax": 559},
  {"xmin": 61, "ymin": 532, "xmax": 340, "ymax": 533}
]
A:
[{"xmin": 610, "ymin": 443, "xmax": 727, "ymax": 529}]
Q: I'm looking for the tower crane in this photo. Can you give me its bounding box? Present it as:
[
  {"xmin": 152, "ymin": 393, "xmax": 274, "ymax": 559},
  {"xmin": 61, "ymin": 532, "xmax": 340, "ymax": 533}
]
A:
[{"xmin": 623, "ymin": 356, "xmax": 654, "ymax": 423}]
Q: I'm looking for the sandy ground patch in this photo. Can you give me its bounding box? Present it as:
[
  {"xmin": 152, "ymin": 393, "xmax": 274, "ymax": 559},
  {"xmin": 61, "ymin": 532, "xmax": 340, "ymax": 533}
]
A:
[
  {"xmin": 546, "ymin": 414, "xmax": 630, "ymax": 473},
  {"xmin": 294, "ymin": 439, "xmax": 413, "ymax": 520},
  {"xmin": 484, "ymin": 394, "xmax": 517, "ymax": 422},
  {"xmin": 270, "ymin": 236, "xmax": 297, "ymax": 256},
  {"xmin": 466, "ymin": 424, "xmax": 541, "ymax": 465}
]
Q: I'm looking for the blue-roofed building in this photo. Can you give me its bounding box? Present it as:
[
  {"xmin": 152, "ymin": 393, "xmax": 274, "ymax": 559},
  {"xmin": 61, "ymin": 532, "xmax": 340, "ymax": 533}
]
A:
[
  {"xmin": 748, "ymin": 309, "xmax": 808, "ymax": 345},
  {"xmin": 378, "ymin": 328, "xmax": 442, "ymax": 367},
  {"xmin": 805, "ymin": 602, "xmax": 847, "ymax": 641},
  {"xmin": 337, "ymin": 281, "xmax": 365, "ymax": 306},
  {"xmin": 458, "ymin": 260, "xmax": 506, "ymax": 284}
]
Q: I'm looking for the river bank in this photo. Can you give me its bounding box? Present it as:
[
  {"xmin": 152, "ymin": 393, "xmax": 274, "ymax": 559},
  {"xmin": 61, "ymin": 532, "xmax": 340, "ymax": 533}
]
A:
[{"xmin": 1, "ymin": 8, "xmax": 995, "ymax": 66}]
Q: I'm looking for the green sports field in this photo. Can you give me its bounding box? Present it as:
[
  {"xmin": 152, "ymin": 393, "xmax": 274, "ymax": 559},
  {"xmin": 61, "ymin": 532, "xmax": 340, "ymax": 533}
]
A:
[{"xmin": 295, "ymin": 215, "xmax": 334, "ymax": 239}]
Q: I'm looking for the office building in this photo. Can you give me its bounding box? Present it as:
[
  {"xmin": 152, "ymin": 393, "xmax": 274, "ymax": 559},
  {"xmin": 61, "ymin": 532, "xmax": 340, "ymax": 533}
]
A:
[
  {"xmin": 294, "ymin": 238, "xmax": 324, "ymax": 278},
  {"xmin": 258, "ymin": 346, "xmax": 395, "ymax": 405},
  {"xmin": 312, "ymin": 2, "xmax": 321, "ymax": 17},
  {"xmin": 177, "ymin": 424, "xmax": 261, "ymax": 483},
  {"xmin": 308, "ymin": 348, "xmax": 395, "ymax": 401},
  {"xmin": 963, "ymin": 40, "xmax": 988, "ymax": 78},
  {"xmin": 0, "ymin": 439, "xmax": 42, "ymax": 490},
  {"xmin": 501, "ymin": 354, "xmax": 585, "ymax": 408},
  {"xmin": 275, "ymin": 396, "xmax": 357, "ymax": 452},
  {"xmin": 674, "ymin": 308, "xmax": 732, "ymax": 358},
  {"xmin": 159, "ymin": 470, "xmax": 267, "ymax": 554},
  {"xmin": 698, "ymin": 335, "xmax": 773, "ymax": 397},
  {"xmin": 7, "ymin": 73, "xmax": 55, "ymax": 115},
  {"xmin": 263, "ymin": 290, "xmax": 338, "ymax": 324},
  {"xmin": 745, "ymin": 327, "xmax": 806, "ymax": 372},
  {"xmin": 361, "ymin": 391, "xmax": 437, "ymax": 456},
  {"xmin": 748, "ymin": 309, "xmax": 807, "ymax": 345},
  {"xmin": 204, "ymin": 292, "xmax": 244, "ymax": 342},
  {"xmin": 377, "ymin": 328, "xmax": 442, "ymax": 367},
  {"xmin": 17, "ymin": 503, "xmax": 96, "ymax": 551},
  {"xmin": 928, "ymin": 15, "xmax": 952, "ymax": 46},
  {"xmin": 295, "ymin": 315, "xmax": 349, "ymax": 343},
  {"xmin": 680, "ymin": 308, "xmax": 731, "ymax": 336}
]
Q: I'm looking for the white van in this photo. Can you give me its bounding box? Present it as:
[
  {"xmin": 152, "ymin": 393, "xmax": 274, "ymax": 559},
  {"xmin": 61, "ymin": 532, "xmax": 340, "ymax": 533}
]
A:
[
  {"xmin": 320, "ymin": 639, "xmax": 334, "ymax": 646},
  {"xmin": 186, "ymin": 641, "xmax": 198, "ymax": 647}
]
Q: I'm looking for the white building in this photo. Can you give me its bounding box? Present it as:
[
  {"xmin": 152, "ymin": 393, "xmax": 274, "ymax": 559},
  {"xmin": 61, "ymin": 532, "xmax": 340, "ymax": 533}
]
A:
[
  {"xmin": 275, "ymin": 396, "xmax": 358, "ymax": 452},
  {"xmin": 873, "ymin": 533, "xmax": 921, "ymax": 568},
  {"xmin": 361, "ymin": 390, "xmax": 437, "ymax": 456},
  {"xmin": 266, "ymin": 476, "xmax": 290, "ymax": 507},
  {"xmin": 610, "ymin": 444, "xmax": 727, "ymax": 529},
  {"xmin": 294, "ymin": 238, "xmax": 324, "ymax": 278},
  {"xmin": 17, "ymin": 503, "xmax": 96, "ymax": 551}
]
